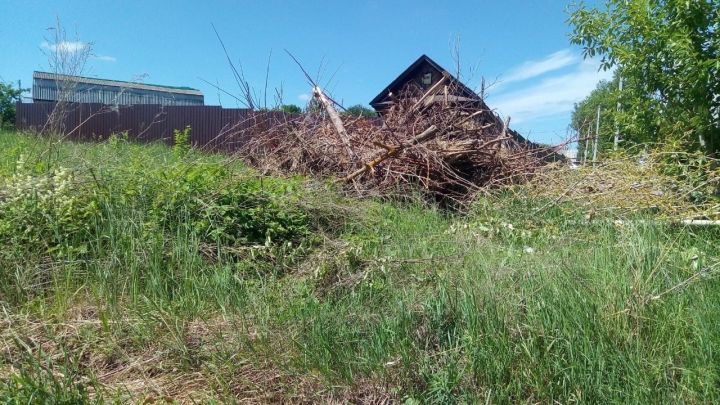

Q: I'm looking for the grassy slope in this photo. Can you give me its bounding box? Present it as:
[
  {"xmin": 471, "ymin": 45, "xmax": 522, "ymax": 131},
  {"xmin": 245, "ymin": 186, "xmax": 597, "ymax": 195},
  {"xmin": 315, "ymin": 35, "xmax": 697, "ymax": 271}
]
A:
[{"xmin": 0, "ymin": 131, "xmax": 719, "ymax": 403}]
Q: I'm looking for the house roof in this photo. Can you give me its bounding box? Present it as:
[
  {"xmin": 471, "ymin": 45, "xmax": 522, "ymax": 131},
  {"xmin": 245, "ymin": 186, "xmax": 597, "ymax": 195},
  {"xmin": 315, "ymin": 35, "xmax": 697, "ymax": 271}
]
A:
[
  {"xmin": 367, "ymin": 55, "xmax": 558, "ymax": 151},
  {"xmin": 32, "ymin": 71, "xmax": 203, "ymax": 96},
  {"xmin": 369, "ymin": 54, "xmax": 481, "ymax": 110}
]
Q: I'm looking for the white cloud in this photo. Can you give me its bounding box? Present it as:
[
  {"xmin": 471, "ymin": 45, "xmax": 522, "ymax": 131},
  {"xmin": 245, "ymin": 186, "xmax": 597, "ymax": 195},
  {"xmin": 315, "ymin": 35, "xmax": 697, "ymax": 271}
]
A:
[
  {"xmin": 298, "ymin": 93, "xmax": 310, "ymax": 102},
  {"xmin": 41, "ymin": 41, "xmax": 115, "ymax": 62},
  {"xmin": 490, "ymin": 58, "xmax": 614, "ymax": 124},
  {"xmin": 41, "ymin": 40, "xmax": 89, "ymax": 54},
  {"xmin": 499, "ymin": 49, "xmax": 578, "ymax": 86},
  {"xmin": 92, "ymin": 55, "xmax": 116, "ymax": 62}
]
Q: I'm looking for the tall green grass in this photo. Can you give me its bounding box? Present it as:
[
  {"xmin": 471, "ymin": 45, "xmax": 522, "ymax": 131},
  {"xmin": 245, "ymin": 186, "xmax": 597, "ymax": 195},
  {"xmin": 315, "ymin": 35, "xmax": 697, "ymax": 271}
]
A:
[{"xmin": 0, "ymin": 130, "xmax": 718, "ymax": 403}]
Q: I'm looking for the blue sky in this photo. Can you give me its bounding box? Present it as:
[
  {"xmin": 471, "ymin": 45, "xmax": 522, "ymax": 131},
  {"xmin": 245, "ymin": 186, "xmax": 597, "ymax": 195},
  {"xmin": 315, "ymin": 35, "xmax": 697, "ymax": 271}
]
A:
[{"xmin": 0, "ymin": 0, "xmax": 611, "ymax": 145}]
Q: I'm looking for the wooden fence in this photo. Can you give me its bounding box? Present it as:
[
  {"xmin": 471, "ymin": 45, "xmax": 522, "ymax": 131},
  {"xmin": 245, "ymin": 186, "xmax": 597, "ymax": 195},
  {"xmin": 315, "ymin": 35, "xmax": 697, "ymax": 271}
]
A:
[{"xmin": 14, "ymin": 102, "xmax": 294, "ymax": 151}]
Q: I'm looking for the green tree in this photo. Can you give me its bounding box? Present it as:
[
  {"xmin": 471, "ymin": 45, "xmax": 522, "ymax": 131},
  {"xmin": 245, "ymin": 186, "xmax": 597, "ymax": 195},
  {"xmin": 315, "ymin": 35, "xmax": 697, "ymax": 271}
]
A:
[
  {"xmin": 278, "ymin": 104, "xmax": 302, "ymax": 114},
  {"xmin": 343, "ymin": 104, "xmax": 376, "ymax": 118},
  {"xmin": 0, "ymin": 82, "xmax": 25, "ymax": 128},
  {"xmin": 569, "ymin": 0, "xmax": 720, "ymax": 156}
]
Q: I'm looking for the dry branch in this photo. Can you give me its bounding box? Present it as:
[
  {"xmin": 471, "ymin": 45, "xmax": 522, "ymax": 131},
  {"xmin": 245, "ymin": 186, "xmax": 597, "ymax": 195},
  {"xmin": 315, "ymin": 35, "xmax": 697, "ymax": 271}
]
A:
[{"xmin": 312, "ymin": 86, "xmax": 356, "ymax": 161}]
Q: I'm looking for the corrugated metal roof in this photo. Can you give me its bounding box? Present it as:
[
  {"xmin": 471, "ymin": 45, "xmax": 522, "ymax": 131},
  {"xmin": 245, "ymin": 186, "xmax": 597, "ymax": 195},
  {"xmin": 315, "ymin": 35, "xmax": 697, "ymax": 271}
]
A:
[{"xmin": 33, "ymin": 71, "xmax": 203, "ymax": 96}]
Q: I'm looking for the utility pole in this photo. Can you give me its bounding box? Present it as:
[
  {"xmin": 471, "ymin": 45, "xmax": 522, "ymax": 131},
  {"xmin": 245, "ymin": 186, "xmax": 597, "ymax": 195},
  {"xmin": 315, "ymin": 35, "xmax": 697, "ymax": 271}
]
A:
[
  {"xmin": 613, "ymin": 77, "xmax": 623, "ymax": 150},
  {"xmin": 17, "ymin": 80, "xmax": 22, "ymax": 103},
  {"xmin": 592, "ymin": 106, "xmax": 600, "ymax": 166},
  {"xmin": 583, "ymin": 123, "xmax": 590, "ymax": 165}
]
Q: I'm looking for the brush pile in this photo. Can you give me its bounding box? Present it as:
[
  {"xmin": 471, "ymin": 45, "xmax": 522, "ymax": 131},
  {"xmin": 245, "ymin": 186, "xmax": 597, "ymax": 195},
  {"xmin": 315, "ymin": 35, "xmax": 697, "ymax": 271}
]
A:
[
  {"xmin": 233, "ymin": 83, "xmax": 562, "ymax": 202},
  {"xmin": 525, "ymin": 145, "xmax": 720, "ymax": 220}
]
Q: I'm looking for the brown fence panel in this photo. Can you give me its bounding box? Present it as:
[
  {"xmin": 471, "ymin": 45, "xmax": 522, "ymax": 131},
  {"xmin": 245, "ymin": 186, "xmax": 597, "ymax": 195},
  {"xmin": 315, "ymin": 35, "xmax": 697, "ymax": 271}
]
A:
[
  {"xmin": 14, "ymin": 102, "xmax": 265, "ymax": 152},
  {"xmin": 16, "ymin": 102, "xmax": 55, "ymax": 132}
]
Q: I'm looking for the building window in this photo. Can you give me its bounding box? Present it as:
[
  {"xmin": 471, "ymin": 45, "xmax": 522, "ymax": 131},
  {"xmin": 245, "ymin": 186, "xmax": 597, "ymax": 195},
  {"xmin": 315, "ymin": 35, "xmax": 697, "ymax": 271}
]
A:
[{"xmin": 421, "ymin": 73, "xmax": 432, "ymax": 86}]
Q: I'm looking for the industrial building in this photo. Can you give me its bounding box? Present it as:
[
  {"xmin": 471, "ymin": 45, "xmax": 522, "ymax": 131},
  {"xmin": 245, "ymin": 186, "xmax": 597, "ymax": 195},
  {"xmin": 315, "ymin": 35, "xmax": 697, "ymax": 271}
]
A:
[{"xmin": 32, "ymin": 71, "xmax": 204, "ymax": 106}]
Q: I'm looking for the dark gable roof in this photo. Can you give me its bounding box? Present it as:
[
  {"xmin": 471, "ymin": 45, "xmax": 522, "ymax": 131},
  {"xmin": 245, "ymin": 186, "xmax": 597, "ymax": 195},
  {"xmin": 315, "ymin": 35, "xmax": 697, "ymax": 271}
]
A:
[
  {"xmin": 368, "ymin": 55, "xmax": 561, "ymax": 153},
  {"xmin": 369, "ymin": 54, "xmax": 481, "ymax": 109}
]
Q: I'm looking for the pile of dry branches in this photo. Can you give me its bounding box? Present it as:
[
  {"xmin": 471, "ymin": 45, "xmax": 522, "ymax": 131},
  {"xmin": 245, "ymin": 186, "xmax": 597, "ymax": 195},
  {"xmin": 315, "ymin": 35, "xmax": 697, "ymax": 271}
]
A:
[
  {"xmin": 232, "ymin": 83, "xmax": 562, "ymax": 202},
  {"xmin": 525, "ymin": 147, "xmax": 720, "ymax": 221}
]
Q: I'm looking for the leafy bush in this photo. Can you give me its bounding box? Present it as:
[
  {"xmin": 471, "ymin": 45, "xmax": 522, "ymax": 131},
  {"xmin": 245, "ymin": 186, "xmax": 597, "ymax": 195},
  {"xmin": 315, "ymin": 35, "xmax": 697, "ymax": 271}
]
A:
[
  {"xmin": 201, "ymin": 184, "xmax": 309, "ymax": 244},
  {"xmin": 132, "ymin": 160, "xmax": 309, "ymax": 245},
  {"xmin": 0, "ymin": 157, "xmax": 98, "ymax": 257}
]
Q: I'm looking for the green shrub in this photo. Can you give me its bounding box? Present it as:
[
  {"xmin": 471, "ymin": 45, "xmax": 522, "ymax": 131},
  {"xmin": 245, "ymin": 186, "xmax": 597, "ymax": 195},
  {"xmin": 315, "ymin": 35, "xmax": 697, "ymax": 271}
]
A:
[
  {"xmin": 172, "ymin": 125, "xmax": 192, "ymax": 158},
  {"xmin": 201, "ymin": 184, "xmax": 309, "ymax": 245},
  {"xmin": 136, "ymin": 161, "xmax": 309, "ymax": 246},
  {"xmin": 0, "ymin": 145, "xmax": 311, "ymax": 264},
  {"xmin": 0, "ymin": 157, "xmax": 98, "ymax": 257}
]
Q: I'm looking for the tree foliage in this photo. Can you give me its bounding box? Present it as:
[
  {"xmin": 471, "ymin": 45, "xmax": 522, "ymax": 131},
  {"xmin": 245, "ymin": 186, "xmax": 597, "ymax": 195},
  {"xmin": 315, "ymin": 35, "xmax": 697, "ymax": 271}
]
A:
[
  {"xmin": 0, "ymin": 82, "xmax": 25, "ymax": 128},
  {"xmin": 278, "ymin": 104, "xmax": 302, "ymax": 114},
  {"xmin": 259, "ymin": 104, "xmax": 303, "ymax": 114},
  {"xmin": 569, "ymin": 0, "xmax": 720, "ymax": 156},
  {"xmin": 342, "ymin": 104, "xmax": 376, "ymax": 118}
]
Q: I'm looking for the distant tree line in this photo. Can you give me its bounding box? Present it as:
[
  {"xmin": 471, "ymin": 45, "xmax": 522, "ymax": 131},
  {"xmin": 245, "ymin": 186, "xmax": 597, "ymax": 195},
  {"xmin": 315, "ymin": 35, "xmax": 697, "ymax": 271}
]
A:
[{"xmin": 262, "ymin": 103, "xmax": 376, "ymax": 117}]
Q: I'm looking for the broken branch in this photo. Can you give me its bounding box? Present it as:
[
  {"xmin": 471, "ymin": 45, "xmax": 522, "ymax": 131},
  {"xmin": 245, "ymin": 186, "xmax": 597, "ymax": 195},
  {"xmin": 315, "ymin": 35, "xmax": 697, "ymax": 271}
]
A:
[{"xmin": 313, "ymin": 86, "xmax": 356, "ymax": 162}]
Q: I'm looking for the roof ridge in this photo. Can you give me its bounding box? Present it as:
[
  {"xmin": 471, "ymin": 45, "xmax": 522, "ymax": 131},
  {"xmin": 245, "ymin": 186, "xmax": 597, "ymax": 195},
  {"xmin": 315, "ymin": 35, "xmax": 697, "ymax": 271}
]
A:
[{"xmin": 32, "ymin": 71, "xmax": 202, "ymax": 94}]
